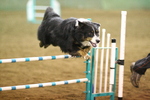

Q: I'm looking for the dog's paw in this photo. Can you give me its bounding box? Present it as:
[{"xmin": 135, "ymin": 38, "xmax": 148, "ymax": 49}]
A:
[
  {"xmin": 39, "ymin": 42, "xmax": 49, "ymax": 48},
  {"xmin": 84, "ymin": 54, "xmax": 91, "ymax": 60},
  {"xmin": 44, "ymin": 45, "xmax": 49, "ymax": 48},
  {"xmin": 39, "ymin": 42, "xmax": 43, "ymax": 47},
  {"xmin": 81, "ymin": 41, "xmax": 91, "ymax": 47},
  {"xmin": 71, "ymin": 56, "xmax": 77, "ymax": 58}
]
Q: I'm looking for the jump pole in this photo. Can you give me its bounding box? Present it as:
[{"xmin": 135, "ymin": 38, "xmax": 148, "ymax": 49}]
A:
[
  {"xmin": 0, "ymin": 55, "xmax": 73, "ymax": 64},
  {"xmin": 99, "ymin": 29, "xmax": 106, "ymax": 93},
  {"xmin": 104, "ymin": 33, "xmax": 110, "ymax": 92},
  {"xmin": 0, "ymin": 78, "xmax": 88, "ymax": 91},
  {"xmin": 118, "ymin": 11, "xmax": 127, "ymax": 100}
]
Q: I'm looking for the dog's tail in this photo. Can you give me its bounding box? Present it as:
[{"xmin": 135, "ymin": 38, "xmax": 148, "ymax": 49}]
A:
[
  {"xmin": 43, "ymin": 7, "xmax": 60, "ymax": 21},
  {"xmin": 38, "ymin": 7, "xmax": 60, "ymax": 48}
]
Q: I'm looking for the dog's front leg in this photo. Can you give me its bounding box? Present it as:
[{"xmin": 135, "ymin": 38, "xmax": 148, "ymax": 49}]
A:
[
  {"xmin": 83, "ymin": 54, "xmax": 91, "ymax": 60},
  {"xmin": 77, "ymin": 47, "xmax": 91, "ymax": 60}
]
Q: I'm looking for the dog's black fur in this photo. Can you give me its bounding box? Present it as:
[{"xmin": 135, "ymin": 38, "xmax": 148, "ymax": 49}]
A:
[{"xmin": 38, "ymin": 7, "xmax": 100, "ymax": 58}]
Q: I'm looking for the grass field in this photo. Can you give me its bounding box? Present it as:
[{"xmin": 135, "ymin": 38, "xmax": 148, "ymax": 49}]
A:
[{"xmin": 0, "ymin": 9, "xmax": 150, "ymax": 100}]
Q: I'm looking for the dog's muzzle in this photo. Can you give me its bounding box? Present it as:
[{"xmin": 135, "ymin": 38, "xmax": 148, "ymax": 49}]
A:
[
  {"xmin": 96, "ymin": 39, "xmax": 100, "ymax": 43},
  {"xmin": 89, "ymin": 39, "xmax": 100, "ymax": 47}
]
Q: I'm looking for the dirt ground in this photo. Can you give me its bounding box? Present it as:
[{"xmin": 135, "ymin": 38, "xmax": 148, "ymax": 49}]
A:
[{"xmin": 0, "ymin": 9, "xmax": 150, "ymax": 100}]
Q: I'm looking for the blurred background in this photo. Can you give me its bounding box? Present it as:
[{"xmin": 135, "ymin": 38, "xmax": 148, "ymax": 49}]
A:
[
  {"xmin": 0, "ymin": 0, "xmax": 150, "ymax": 100},
  {"xmin": 0, "ymin": 0, "xmax": 150, "ymax": 10}
]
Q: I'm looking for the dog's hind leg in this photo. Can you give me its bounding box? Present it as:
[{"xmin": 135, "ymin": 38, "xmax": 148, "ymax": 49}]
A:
[
  {"xmin": 39, "ymin": 41, "xmax": 50, "ymax": 48},
  {"xmin": 39, "ymin": 41, "xmax": 44, "ymax": 47}
]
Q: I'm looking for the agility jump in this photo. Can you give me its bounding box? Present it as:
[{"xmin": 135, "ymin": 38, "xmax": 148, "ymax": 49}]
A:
[
  {"xmin": 0, "ymin": 11, "xmax": 127, "ymax": 100},
  {"xmin": 0, "ymin": 34, "xmax": 117, "ymax": 100}
]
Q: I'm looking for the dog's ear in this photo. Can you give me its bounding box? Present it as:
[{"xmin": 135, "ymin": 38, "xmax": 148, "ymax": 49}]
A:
[
  {"xmin": 75, "ymin": 20, "xmax": 79, "ymax": 27},
  {"xmin": 93, "ymin": 22, "xmax": 101, "ymax": 27},
  {"xmin": 75, "ymin": 20, "xmax": 85, "ymax": 27}
]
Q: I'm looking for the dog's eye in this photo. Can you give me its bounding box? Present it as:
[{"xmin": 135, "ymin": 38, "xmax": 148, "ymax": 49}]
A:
[
  {"xmin": 91, "ymin": 31, "xmax": 94, "ymax": 33},
  {"xmin": 96, "ymin": 30, "xmax": 99, "ymax": 33}
]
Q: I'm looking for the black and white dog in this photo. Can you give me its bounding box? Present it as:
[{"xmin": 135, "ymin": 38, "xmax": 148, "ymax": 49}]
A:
[{"xmin": 38, "ymin": 7, "xmax": 100, "ymax": 59}]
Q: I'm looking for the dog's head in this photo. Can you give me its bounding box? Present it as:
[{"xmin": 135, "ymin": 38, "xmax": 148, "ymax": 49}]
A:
[{"xmin": 74, "ymin": 18, "xmax": 100, "ymax": 48}]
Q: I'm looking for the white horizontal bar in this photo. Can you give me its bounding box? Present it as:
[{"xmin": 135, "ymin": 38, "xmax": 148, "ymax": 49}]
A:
[
  {"xmin": 35, "ymin": 6, "xmax": 49, "ymax": 10},
  {"xmin": 0, "ymin": 55, "xmax": 73, "ymax": 64},
  {"xmin": 35, "ymin": 13, "xmax": 44, "ymax": 17},
  {"xmin": 0, "ymin": 78, "xmax": 88, "ymax": 91}
]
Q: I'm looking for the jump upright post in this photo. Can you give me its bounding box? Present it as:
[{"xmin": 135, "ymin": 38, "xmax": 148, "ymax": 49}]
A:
[
  {"xmin": 118, "ymin": 11, "xmax": 127, "ymax": 100},
  {"xmin": 26, "ymin": 0, "xmax": 61, "ymax": 23},
  {"xmin": 84, "ymin": 29, "xmax": 118, "ymax": 100}
]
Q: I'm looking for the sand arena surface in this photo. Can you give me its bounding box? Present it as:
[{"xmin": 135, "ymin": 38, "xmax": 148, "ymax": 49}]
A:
[{"xmin": 0, "ymin": 9, "xmax": 150, "ymax": 100}]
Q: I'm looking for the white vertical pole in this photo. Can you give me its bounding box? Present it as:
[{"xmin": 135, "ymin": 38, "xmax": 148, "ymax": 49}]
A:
[
  {"xmin": 26, "ymin": 0, "xmax": 34, "ymax": 22},
  {"xmin": 109, "ymin": 39, "xmax": 116, "ymax": 92},
  {"xmin": 99, "ymin": 29, "xmax": 106, "ymax": 93},
  {"xmin": 93, "ymin": 26, "xmax": 101, "ymax": 93},
  {"xmin": 118, "ymin": 11, "xmax": 127, "ymax": 100},
  {"xmin": 50, "ymin": 0, "xmax": 61, "ymax": 15},
  {"xmin": 104, "ymin": 33, "xmax": 110, "ymax": 92}
]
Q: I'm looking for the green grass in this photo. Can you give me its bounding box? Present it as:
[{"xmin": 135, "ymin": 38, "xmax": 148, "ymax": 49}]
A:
[{"xmin": 0, "ymin": 9, "xmax": 150, "ymax": 100}]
